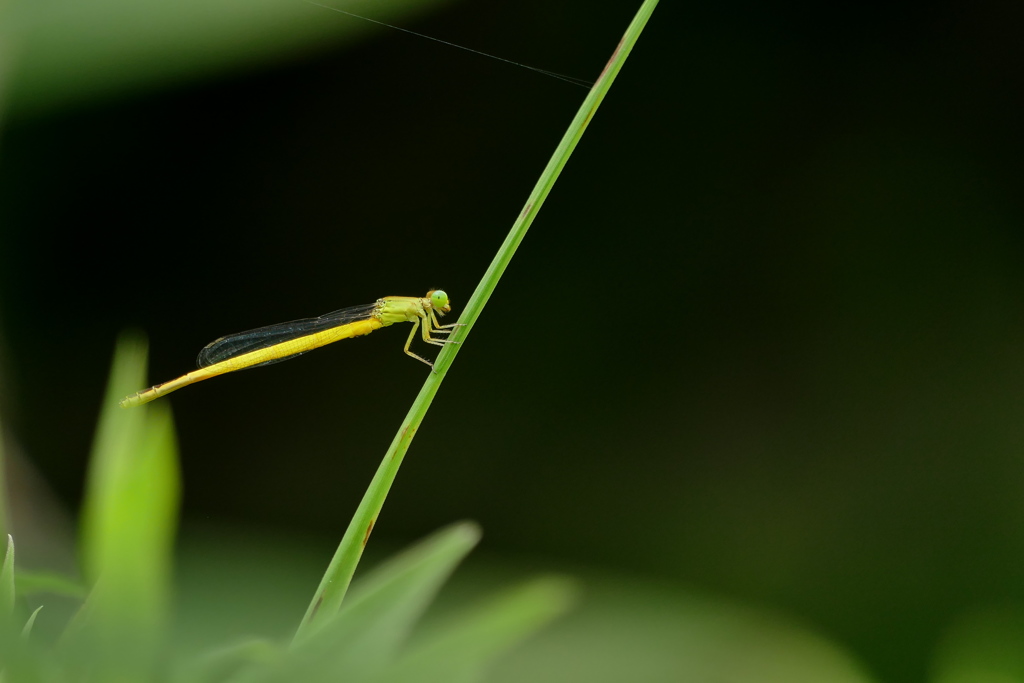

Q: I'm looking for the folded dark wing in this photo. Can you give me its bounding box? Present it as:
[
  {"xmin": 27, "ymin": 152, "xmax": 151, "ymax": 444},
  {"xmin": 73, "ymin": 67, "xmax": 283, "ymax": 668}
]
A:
[{"xmin": 197, "ymin": 302, "xmax": 379, "ymax": 369}]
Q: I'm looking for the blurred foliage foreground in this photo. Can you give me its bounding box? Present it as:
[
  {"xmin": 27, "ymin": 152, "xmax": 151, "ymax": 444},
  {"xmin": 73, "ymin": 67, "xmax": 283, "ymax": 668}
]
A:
[
  {"xmin": 0, "ymin": 342, "xmax": 1021, "ymax": 683},
  {"xmin": 0, "ymin": 338, "xmax": 579, "ymax": 682},
  {"xmin": 0, "ymin": 330, "xmax": 879, "ymax": 683},
  {"xmin": 0, "ymin": 335, "xmax": 1016, "ymax": 682}
]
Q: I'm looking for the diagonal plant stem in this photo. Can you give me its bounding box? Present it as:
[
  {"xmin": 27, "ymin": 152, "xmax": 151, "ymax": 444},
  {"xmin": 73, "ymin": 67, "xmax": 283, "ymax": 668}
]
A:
[{"xmin": 293, "ymin": 0, "xmax": 659, "ymax": 644}]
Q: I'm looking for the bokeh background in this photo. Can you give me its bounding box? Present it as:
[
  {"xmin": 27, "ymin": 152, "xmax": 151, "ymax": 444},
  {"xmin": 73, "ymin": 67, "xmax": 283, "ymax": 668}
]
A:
[{"xmin": 1, "ymin": 0, "xmax": 1023, "ymax": 681}]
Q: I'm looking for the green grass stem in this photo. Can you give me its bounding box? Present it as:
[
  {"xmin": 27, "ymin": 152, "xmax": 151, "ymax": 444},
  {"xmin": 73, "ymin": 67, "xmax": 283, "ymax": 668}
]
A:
[{"xmin": 293, "ymin": 0, "xmax": 659, "ymax": 643}]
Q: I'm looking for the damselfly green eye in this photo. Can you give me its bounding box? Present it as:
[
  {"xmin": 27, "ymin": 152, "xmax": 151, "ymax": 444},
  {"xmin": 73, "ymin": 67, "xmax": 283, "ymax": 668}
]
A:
[{"xmin": 430, "ymin": 290, "xmax": 450, "ymax": 310}]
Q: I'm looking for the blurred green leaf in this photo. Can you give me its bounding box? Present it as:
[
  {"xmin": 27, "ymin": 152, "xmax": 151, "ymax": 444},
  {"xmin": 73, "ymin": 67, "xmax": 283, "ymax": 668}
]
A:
[
  {"xmin": 932, "ymin": 608, "xmax": 1024, "ymax": 683},
  {"xmin": 5, "ymin": 0, "xmax": 456, "ymax": 118},
  {"xmin": 67, "ymin": 333, "xmax": 181, "ymax": 678},
  {"xmin": 56, "ymin": 571, "xmax": 97, "ymax": 651},
  {"xmin": 1, "ymin": 602, "xmax": 51, "ymax": 682},
  {"xmin": 172, "ymin": 638, "xmax": 283, "ymax": 683},
  {"xmin": 0, "ymin": 533, "xmax": 14, "ymax": 618},
  {"xmin": 81, "ymin": 334, "xmax": 181, "ymax": 593},
  {"xmin": 79, "ymin": 334, "xmax": 149, "ymax": 583},
  {"xmin": 380, "ymin": 576, "xmax": 577, "ymax": 683},
  {"xmin": 21, "ymin": 604, "xmax": 42, "ymax": 638},
  {"xmin": 0, "ymin": 533, "xmax": 16, "ymax": 664},
  {"xmin": 488, "ymin": 579, "xmax": 876, "ymax": 683},
  {"xmin": 15, "ymin": 569, "xmax": 87, "ymax": 599},
  {"xmin": 222, "ymin": 523, "xmax": 573, "ymax": 683},
  {"xmin": 280, "ymin": 522, "xmax": 481, "ymax": 681}
]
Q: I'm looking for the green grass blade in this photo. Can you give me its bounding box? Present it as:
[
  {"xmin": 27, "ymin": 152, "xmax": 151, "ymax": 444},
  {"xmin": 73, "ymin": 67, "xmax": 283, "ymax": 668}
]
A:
[
  {"xmin": 0, "ymin": 533, "xmax": 15, "ymax": 661},
  {"xmin": 293, "ymin": 0, "xmax": 659, "ymax": 642},
  {"xmin": 21, "ymin": 605, "xmax": 42, "ymax": 639},
  {"xmin": 68, "ymin": 333, "xmax": 181, "ymax": 678},
  {"xmin": 80, "ymin": 334, "xmax": 181, "ymax": 593},
  {"xmin": 0, "ymin": 533, "xmax": 13, "ymax": 617},
  {"xmin": 379, "ymin": 576, "xmax": 578, "ymax": 683},
  {"xmin": 79, "ymin": 334, "xmax": 150, "ymax": 583},
  {"xmin": 436, "ymin": 0, "xmax": 660, "ymax": 365}
]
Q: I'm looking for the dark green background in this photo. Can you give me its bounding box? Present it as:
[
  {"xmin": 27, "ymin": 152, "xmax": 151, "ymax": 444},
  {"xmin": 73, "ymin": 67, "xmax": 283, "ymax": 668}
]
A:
[{"xmin": 2, "ymin": 1, "xmax": 1023, "ymax": 680}]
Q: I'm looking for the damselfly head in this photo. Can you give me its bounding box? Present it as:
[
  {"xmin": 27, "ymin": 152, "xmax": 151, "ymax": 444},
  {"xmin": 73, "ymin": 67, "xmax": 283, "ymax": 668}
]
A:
[{"xmin": 427, "ymin": 289, "xmax": 451, "ymax": 313}]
